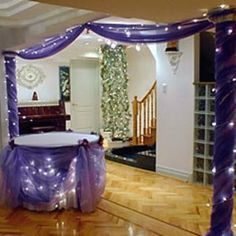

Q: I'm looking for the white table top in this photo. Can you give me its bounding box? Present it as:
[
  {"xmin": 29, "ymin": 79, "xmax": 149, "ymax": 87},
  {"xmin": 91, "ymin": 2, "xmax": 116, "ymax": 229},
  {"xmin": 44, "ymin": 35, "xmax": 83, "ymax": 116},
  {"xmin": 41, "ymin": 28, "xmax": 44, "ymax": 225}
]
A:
[{"xmin": 14, "ymin": 132, "xmax": 99, "ymax": 147}]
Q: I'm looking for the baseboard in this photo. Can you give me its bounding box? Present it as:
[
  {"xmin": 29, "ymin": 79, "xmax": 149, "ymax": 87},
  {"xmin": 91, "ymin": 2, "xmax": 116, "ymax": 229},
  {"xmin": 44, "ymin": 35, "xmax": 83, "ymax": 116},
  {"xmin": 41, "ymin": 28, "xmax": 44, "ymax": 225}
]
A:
[{"xmin": 156, "ymin": 165, "xmax": 192, "ymax": 182}]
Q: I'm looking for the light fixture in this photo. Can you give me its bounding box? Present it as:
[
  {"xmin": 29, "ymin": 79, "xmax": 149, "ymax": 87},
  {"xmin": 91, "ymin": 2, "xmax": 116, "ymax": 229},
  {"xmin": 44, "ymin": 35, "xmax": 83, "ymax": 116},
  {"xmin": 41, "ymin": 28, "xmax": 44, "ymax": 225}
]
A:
[
  {"xmin": 165, "ymin": 41, "xmax": 182, "ymax": 75},
  {"xmin": 135, "ymin": 44, "xmax": 141, "ymax": 52}
]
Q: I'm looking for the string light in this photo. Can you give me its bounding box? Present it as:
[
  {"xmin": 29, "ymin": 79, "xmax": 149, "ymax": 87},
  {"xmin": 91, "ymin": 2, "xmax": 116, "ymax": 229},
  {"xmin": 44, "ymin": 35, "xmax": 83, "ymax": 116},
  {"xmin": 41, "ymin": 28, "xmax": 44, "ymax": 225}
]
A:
[
  {"xmin": 135, "ymin": 44, "xmax": 141, "ymax": 52},
  {"xmin": 212, "ymin": 167, "xmax": 216, "ymax": 174},
  {"xmin": 228, "ymin": 167, "xmax": 234, "ymax": 174},
  {"xmin": 222, "ymin": 196, "xmax": 227, "ymax": 202},
  {"xmin": 220, "ymin": 4, "xmax": 229, "ymax": 9},
  {"xmin": 177, "ymin": 25, "xmax": 182, "ymax": 30},
  {"xmin": 227, "ymin": 28, "xmax": 233, "ymax": 35},
  {"xmin": 125, "ymin": 31, "xmax": 131, "ymax": 37}
]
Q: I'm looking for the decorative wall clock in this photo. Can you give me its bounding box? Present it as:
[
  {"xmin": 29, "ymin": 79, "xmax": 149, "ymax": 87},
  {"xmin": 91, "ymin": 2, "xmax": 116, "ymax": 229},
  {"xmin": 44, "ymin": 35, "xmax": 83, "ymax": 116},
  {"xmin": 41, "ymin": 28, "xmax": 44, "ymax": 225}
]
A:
[{"xmin": 16, "ymin": 64, "xmax": 45, "ymax": 89}]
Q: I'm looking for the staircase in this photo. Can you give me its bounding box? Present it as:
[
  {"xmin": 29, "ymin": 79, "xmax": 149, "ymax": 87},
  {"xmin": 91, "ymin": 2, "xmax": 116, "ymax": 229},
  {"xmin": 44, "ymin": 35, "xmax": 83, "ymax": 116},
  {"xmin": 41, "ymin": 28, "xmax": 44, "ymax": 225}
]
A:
[{"xmin": 132, "ymin": 81, "xmax": 157, "ymax": 145}]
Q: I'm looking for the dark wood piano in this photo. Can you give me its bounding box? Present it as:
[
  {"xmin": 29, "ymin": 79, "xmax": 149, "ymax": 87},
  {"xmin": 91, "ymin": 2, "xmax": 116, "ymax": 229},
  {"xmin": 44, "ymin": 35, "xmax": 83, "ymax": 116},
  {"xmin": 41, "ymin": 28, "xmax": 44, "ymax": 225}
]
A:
[{"xmin": 18, "ymin": 100, "xmax": 70, "ymax": 134}]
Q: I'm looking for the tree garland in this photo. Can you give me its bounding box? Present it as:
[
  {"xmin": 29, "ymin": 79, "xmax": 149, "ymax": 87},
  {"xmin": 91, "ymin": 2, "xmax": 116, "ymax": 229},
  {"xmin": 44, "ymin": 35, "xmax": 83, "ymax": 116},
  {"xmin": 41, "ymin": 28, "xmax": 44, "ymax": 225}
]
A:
[{"xmin": 100, "ymin": 44, "xmax": 131, "ymax": 140}]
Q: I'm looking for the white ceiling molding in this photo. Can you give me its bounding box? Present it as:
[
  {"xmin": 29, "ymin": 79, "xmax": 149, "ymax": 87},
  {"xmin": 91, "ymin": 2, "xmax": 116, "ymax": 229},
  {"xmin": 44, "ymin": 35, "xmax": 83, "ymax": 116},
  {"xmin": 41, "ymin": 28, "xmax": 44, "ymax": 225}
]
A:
[
  {"xmin": 0, "ymin": 0, "xmax": 27, "ymax": 9},
  {"xmin": 0, "ymin": 1, "xmax": 38, "ymax": 17}
]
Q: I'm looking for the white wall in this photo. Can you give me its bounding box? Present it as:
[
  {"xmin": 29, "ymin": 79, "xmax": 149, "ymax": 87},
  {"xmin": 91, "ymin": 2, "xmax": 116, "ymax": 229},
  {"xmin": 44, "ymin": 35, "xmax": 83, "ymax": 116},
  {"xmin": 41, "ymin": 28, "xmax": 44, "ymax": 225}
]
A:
[
  {"xmin": 149, "ymin": 37, "xmax": 195, "ymax": 180},
  {"xmin": 126, "ymin": 46, "xmax": 156, "ymax": 136},
  {"xmin": 127, "ymin": 46, "xmax": 156, "ymax": 100},
  {"xmin": 16, "ymin": 58, "xmax": 65, "ymax": 103}
]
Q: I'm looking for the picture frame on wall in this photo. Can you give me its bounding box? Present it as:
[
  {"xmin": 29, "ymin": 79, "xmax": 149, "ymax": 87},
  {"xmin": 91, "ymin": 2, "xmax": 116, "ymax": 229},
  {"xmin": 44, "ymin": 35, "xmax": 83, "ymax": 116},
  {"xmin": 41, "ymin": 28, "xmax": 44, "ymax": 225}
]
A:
[{"xmin": 59, "ymin": 66, "xmax": 70, "ymax": 102}]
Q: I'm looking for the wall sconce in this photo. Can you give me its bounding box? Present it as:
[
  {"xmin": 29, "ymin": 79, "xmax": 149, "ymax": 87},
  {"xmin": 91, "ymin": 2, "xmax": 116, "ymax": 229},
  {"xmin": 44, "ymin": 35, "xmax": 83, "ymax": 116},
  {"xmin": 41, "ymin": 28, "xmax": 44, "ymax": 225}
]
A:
[{"xmin": 165, "ymin": 41, "xmax": 182, "ymax": 75}]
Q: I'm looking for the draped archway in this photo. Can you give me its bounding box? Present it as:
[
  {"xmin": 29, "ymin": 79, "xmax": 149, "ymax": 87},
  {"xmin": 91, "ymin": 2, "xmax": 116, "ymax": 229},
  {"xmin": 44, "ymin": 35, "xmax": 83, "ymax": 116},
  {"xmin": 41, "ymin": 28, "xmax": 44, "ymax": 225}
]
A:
[{"xmin": 2, "ymin": 7, "xmax": 236, "ymax": 235}]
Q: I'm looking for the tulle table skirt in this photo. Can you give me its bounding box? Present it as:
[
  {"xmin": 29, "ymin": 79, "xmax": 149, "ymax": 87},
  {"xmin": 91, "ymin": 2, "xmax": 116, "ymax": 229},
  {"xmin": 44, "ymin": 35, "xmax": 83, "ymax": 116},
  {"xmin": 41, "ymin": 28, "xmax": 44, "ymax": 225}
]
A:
[{"xmin": 0, "ymin": 132, "xmax": 105, "ymax": 212}]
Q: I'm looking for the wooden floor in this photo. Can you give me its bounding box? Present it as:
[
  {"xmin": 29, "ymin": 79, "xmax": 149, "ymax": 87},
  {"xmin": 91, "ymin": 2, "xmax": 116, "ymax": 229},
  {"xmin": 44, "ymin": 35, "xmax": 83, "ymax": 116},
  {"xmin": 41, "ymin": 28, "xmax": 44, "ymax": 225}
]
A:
[{"xmin": 0, "ymin": 160, "xmax": 236, "ymax": 235}]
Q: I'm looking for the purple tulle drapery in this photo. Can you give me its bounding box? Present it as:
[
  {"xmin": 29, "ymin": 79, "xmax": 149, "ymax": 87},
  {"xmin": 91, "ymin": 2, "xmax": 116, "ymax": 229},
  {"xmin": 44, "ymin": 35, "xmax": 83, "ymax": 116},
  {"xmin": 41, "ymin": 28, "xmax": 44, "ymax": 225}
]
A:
[
  {"xmin": 2, "ymin": 7, "xmax": 236, "ymax": 233},
  {"xmin": 4, "ymin": 56, "xmax": 19, "ymax": 139},
  {"xmin": 3, "ymin": 18, "xmax": 214, "ymax": 139},
  {"xmin": 206, "ymin": 15, "xmax": 236, "ymax": 236},
  {"xmin": 0, "ymin": 140, "xmax": 105, "ymax": 213}
]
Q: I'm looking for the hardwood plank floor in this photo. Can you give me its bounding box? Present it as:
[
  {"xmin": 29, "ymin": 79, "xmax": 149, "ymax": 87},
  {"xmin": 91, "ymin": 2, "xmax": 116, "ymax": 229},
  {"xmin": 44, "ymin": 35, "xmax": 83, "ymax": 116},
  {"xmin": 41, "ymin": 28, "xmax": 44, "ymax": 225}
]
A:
[{"xmin": 0, "ymin": 160, "xmax": 235, "ymax": 235}]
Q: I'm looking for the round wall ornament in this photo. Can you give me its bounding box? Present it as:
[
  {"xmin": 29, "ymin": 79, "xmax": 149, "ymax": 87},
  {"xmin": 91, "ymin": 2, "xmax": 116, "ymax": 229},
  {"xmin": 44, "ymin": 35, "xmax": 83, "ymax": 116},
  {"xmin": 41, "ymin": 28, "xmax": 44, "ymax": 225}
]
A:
[{"xmin": 16, "ymin": 64, "xmax": 45, "ymax": 89}]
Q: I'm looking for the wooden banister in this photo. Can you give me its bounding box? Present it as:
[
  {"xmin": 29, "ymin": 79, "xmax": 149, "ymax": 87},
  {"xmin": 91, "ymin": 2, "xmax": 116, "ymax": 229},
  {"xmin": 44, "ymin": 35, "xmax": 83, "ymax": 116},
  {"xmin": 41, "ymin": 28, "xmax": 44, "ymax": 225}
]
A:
[{"xmin": 132, "ymin": 81, "xmax": 157, "ymax": 145}]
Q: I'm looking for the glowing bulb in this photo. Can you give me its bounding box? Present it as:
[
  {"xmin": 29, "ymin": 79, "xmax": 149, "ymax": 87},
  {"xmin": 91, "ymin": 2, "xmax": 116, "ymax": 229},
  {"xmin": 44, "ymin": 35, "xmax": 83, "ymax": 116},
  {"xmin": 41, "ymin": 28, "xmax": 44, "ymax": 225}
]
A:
[
  {"xmin": 135, "ymin": 44, "xmax": 141, "ymax": 51},
  {"xmin": 126, "ymin": 31, "xmax": 131, "ymax": 37},
  {"xmin": 227, "ymin": 28, "xmax": 233, "ymax": 35},
  {"xmin": 177, "ymin": 25, "xmax": 182, "ymax": 30},
  {"xmin": 25, "ymin": 187, "xmax": 29, "ymax": 191},
  {"xmin": 11, "ymin": 84, "xmax": 14, "ymax": 87},
  {"xmin": 233, "ymin": 149, "xmax": 236, "ymax": 153},
  {"xmin": 228, "ymin": 167, "xmax": 234, "ymax": 174},
  {"xmin": 212, "ymin": 167, "xmax": 216, "ymax": 174},
  {"xmin": 39, "ymin": 186, "xmax": 43, "ymax": 190},
  {"xmin": 193, "ymin": 19, "xmax": 199, "ymax": 23},
  {"xmin": 165, "ymin": 27, "xmax": 168, "ymax": 31},
  {"xmin": 25, "ymin": 166, "xmax": 29, "ymax": 170},
  {"xmin": 111, "ymin": 42, "xmax": 117, "ymax": 49},
  {"xmin": 12, "ymin": 122, "xmax": 16, "ymax": 126},
  {"xmin": 211, "ymin": 88, "xmax": 216, "ymax": 92},
  {"xmin": 46, "ymin": 157, "xmax": 52, "ymax": 162},
  {"xmin": 232, "ymin": 78, "xmax": 236, "ymax": 82},
  {"xmin": 212, "ymin": 122, "xmax": 216, "ymax": 127},
  {"xmin": 229, "ymin": 122, "xmax": 234, "ymax": 127},
  {"xmin": 220, "ymin": 4, "xmax": 229, "ymax": 9},
  {"xmin": 206, "ymin": 203, "xmax": 210, "ymax": 207},
  {"xmin": 38, "ymin": 168, "xmax": 42, "ymax": 173},
  {"xmin": 215, "ymin": 48, "xmax": 220, "ymax": 53},
  {"xmin": 106, "ymin": 39, "xmax": 111, "ymax": 45},
  {"xmin": 202, "ymin": 12, "xmax": 207, "ymax": 17},
  {"xmin": 222, "ymin": 196, "xmax": 227, "ymax": 202}
]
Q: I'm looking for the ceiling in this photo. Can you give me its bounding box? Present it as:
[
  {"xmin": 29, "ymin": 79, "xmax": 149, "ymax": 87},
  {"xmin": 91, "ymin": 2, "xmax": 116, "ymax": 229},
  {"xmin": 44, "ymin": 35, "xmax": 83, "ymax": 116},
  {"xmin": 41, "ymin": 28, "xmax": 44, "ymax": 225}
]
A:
[
  {"xmin": 33, "ymin": 0, "xmax": 236, "ymax": 23},
  {"xmin": 1, "ymin": 0, "xmax": 235, "ymax": 55}
]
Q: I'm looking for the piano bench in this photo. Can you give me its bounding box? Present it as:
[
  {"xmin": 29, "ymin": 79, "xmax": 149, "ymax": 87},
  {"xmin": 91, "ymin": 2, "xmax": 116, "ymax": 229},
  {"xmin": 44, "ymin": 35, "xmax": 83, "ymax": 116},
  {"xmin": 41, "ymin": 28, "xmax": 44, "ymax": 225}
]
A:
[{"xmin": 31, "ymin": 126, "xmax": 56, "ymax": 133}]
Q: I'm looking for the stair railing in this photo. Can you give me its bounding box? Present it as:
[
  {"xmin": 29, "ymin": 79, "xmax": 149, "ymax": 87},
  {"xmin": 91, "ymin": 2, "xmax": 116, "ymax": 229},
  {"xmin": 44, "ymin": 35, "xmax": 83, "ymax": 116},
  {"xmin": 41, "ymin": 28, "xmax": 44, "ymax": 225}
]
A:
[{"xmin": 132, "ymin": 81, "xmax": 157, "ymax": 145}]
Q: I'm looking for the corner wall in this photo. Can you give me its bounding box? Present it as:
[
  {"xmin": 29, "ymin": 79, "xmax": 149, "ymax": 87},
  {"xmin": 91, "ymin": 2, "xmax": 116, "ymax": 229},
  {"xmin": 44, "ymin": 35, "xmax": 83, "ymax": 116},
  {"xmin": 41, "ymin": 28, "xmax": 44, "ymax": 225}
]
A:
[
  {"xmin": 149, "ymin": 36, "xmax": 195, "ymax": 180},
  {"xmin": 126, "ymin": 46, "xmax": 156, "ymax": 136}
]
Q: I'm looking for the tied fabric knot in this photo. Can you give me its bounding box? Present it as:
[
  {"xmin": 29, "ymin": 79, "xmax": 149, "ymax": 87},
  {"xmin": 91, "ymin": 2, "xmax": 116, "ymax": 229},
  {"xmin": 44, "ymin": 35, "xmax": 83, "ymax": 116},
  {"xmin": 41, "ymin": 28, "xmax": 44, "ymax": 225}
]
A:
[
  {"xmin": 9, "ymin": 140, "xmax": 15, "ymax": 150},
  {"xmin": 98, "ymin": 135, "xmax": 104, "ymax": 146},
  {"xmin": 78, "ymin": 139, "xmax": 89, "ymax": 148}
]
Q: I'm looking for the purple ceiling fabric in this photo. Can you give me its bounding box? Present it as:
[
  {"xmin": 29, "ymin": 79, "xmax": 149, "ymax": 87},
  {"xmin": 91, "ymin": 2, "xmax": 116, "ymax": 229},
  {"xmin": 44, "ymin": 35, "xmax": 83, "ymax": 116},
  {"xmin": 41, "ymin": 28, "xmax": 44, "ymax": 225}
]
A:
[
  {"xmin": 16, "ymin": 24, "xmax": 85, "ymax": 60},
  {"xmin": 86, "ymin": 20, "xmax": 213, "ymax": 43},
  {"xmin": 3, "ymin": 18, "xmax": 214, "ymax": 139},
  {"xmin": 0, "ymin": 141, "xmax": 105, "ymax": 213}
]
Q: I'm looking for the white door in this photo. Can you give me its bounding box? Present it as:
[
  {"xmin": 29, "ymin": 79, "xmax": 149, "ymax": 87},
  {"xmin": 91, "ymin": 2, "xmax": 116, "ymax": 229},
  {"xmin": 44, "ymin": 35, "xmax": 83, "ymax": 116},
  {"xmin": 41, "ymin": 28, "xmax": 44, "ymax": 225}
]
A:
[{"xmin": 70, "ymin": 59, "xmax": 100, "ymax": 133}]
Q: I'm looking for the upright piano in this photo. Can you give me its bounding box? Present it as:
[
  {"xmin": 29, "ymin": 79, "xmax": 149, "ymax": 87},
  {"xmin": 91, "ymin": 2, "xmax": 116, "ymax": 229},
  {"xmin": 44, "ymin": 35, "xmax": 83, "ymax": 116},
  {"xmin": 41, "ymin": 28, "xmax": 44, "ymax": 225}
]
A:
[{"xmin": 18, "ymin": 100, "xmax": 70, "ymax": 134}]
